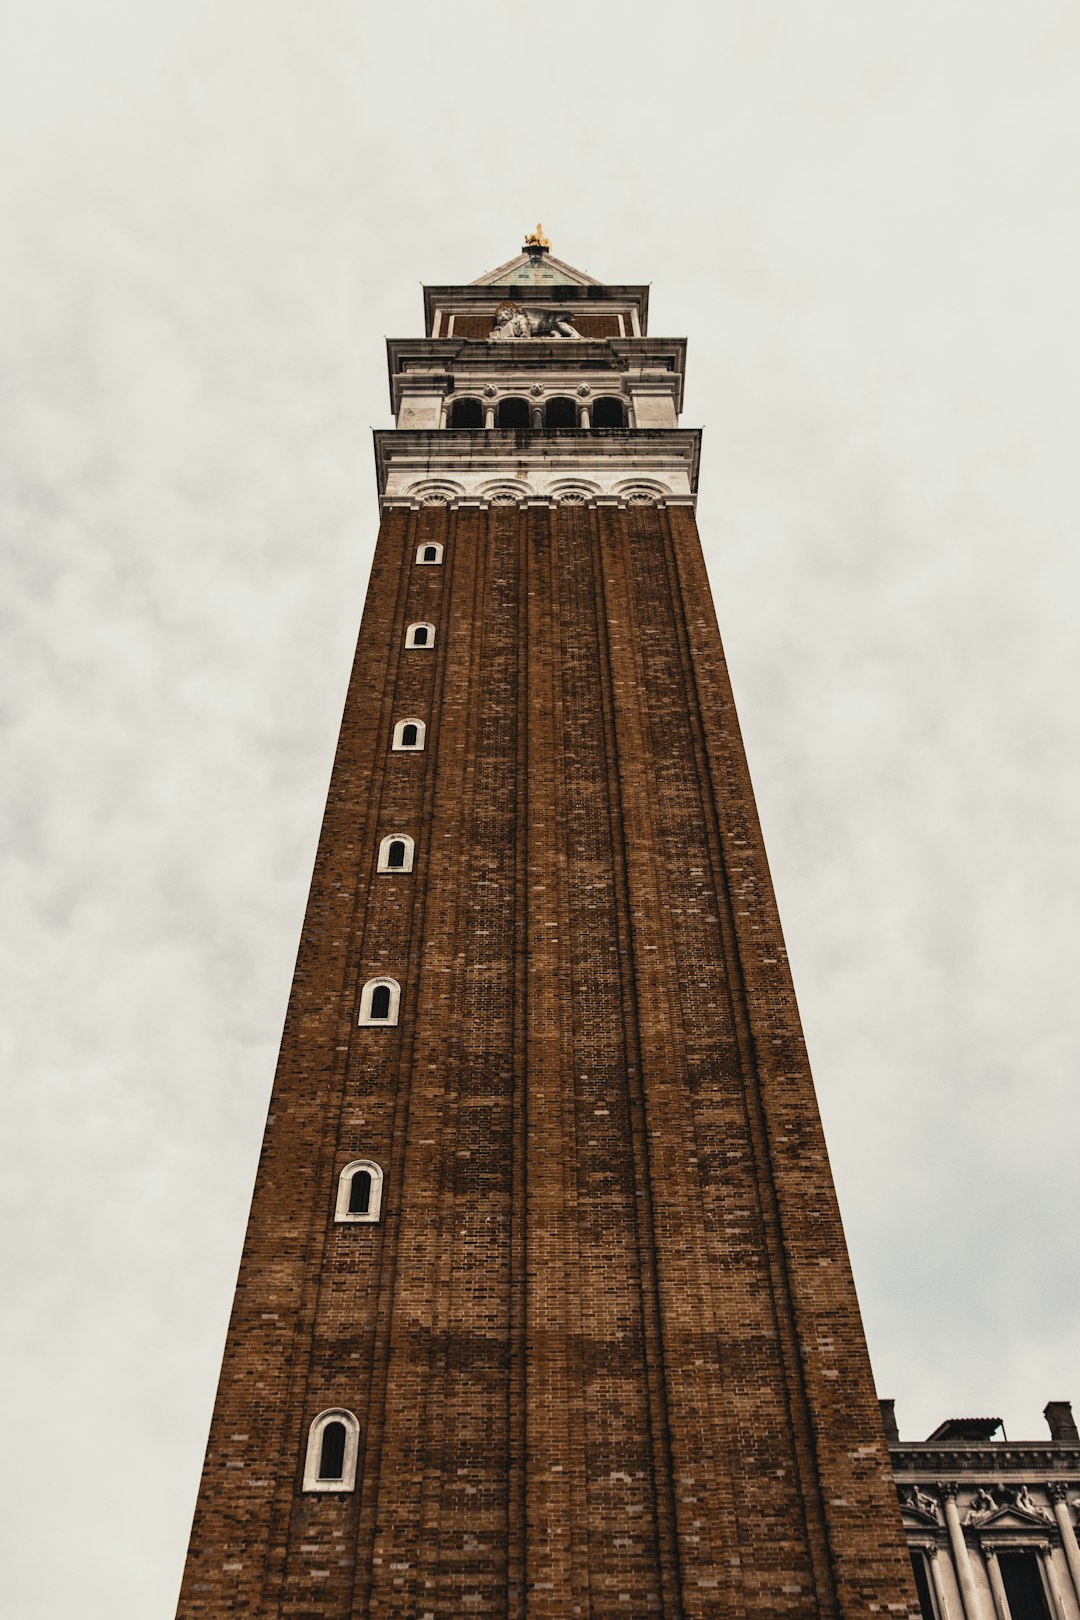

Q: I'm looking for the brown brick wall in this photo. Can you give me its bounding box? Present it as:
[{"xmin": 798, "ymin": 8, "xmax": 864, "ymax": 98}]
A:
[{"xmin": 176, "ymin": 502, "xmax": 918, "ymax": 1618}]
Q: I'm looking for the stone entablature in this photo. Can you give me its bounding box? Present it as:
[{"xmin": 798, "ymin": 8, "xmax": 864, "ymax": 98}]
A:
[
  {"xmin": 373, "ymin": 427, "xmax": 701, "ymax": 506},
  {"xmin": 886, "ymin": 1401, "xmax": 1080, "ymax": 1619}
]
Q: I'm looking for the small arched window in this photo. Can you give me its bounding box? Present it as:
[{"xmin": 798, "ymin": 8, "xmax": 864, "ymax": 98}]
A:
[
  {"xmin": 405, "ymin": 622, "xmax": 435, "ymax": 649},
  {"xmin": 358, "ymin": 977, "xmax": 400, "ymax": 1026},
  {"xmin": 416, "ymin": 542, "xmax": 443, "ymax": 565},
  {"xmin": 335, "ymin": 1158, "xmax": 385, "ymax": 1223},
  {"xmin": 377, "ymin": 833, "xmax": 415, "ymax": 873},
  {"xmin": 303, "ymin": 1408, "xmax": 360, "ymax": 1492},
  {"xmin": 544, "ymin": 396, "xmax": 578, "ymax": 429},
  {"xmin": 496, "ymin": 397, "xmax": 530, "ymax": 430},
  {"xmin": 392, "ymin": 718, "xmax": 426, "ymax": 751},
  {"xmin": 592, "ymin": 396, "xmax": 626, "ymax": 429},
  {"xmin": 448, "ymin": 397, "xmax": 483, "ymax": 429}
]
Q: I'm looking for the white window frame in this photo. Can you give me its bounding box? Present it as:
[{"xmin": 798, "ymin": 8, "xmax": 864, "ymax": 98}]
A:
[
  {"xmin": 415, "ymin": 541, "xmax": 443, "ymax": 565},
  {"xmin": 335, "ymin": 1159, "xmax": 384, "ymax": 1224},
  {"xmin": 377, "ymin": 834, "xmax": 415, "ymax": 873},
  {"xmin": 405, "ymin": 621, "xmax": 435, "ymax": 649},
  {"xmin": 358, "ymin": 976, "xmax": 401, "ymax": 1026},
  {"xmin": 302, "ymin": 1408, "xmax": 361, "ymax": 1493},
  {"xmin": 392, "ymin": 718, "xmax": 426, "ymax": 752}
]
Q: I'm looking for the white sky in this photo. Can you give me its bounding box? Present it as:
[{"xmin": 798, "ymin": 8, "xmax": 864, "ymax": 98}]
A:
[{"xmin": 2, "ymin": 4, "xmax": 1079, "ymax": 1615}]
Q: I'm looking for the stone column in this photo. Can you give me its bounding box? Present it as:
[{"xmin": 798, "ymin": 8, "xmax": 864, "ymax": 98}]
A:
[
  {"xmin": 578, "ymin": 402, "xmax": 591, "ymax": 428},
  {"xmin": 1037, "ymin": 1543, "xmax": 1068, "ymax": 1620},
  {"xmin": 982, "ymin": 1547, "xmax": 1009, "ymax": 1620},
  {"xmin": 1050, "ymin": 1483, "xmax": 1080, "ymax": 1609},
  {"xmin": 530, "ymin": 405, "xmax": 543, "ymax": 428},
  {"xmin": 484, "ymin": 404, "xmax": 496, "ymax": 429},
  {"xmin": 941, "ymin": 1485, "xmax": 982, "ymax": 1620},
  {"xmin": 927, "ymin": 1543, "xmax": 954, "ymax": 1620}
]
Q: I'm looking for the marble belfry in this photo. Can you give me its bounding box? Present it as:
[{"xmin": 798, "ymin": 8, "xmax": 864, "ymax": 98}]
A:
[{"xmin": 177, "ymin": 234, "xmax": 919, "ymax": 1618}]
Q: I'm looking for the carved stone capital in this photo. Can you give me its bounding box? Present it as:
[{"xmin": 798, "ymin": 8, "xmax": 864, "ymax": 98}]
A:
[
  {"xmin": 1049, "ymin": 1482, "xmax": 1072, "ymax": 1504},
  {"xmin": 939, "ymin": 1482, "xmax": 961, "ymax": 1500}
]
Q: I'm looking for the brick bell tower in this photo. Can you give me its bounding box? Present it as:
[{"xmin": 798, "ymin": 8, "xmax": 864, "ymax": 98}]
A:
[{"xmin": 177, "ymin": 232, "xmax": 919, "ymax": 1618}]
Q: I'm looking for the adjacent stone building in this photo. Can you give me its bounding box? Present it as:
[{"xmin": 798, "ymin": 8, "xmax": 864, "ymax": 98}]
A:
[
  {"xmin": 885, "ymin": 1399, "xmax": 1080, "ymax": 1620},
  {"xmin": 176, "ymin": 235, "xmax": 930, "ymax": 1616}
]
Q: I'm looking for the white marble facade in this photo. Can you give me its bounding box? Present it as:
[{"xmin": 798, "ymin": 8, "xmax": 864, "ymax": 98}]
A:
[{"xmin": 887, "ymin": 1404, "xmax": 1080, "ymax": 1620}]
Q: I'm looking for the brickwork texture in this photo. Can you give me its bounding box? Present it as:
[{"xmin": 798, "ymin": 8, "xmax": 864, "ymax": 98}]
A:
[{"xmin": 176, "ymin": 499, "xmax": 919, "ymax": 1618}]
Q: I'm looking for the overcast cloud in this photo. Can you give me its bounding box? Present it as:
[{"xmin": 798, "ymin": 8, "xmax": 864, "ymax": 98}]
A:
[{"xmin": 2, "ymin": 4, "xmax": 1078, "ymax": 1615}]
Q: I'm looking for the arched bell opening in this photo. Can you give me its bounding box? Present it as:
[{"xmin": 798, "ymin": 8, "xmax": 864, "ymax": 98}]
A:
[
  {"xmin": 591, "ymin": 396, "xmax": 626, "ymax": 429},
  {"xmin": 544, "ymin": 396, "xmax": 578, "ymax": 429},
  {"xmin": 448, "ymin": 397, "xmax": 483, "ymax": 429},
  {"xmin": 496, "ymin": 397, "xmax": 530, "ymax": 430}
]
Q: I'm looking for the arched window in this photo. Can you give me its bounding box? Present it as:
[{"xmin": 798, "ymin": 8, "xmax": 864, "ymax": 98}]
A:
[
  {"xmin": 544, "ymin": 396, "xmax": 577, "ymax": 429},
  {"xmin": 496, "ymin": 397, "xmax": 530, "ymax": 430},
  {"xmin": 592, "ymin": 396, "xmax": 626, "ymax": 428},
  {"xmin": 416, "ymin": 542, "xmax": 443, "ymax": 565},
  {"xmin": 392, "ymin": 718, "xmax": 425, "ymax": 751},
  {"xmin": 448, "ymin": 397, "xmax": 483, "ymax": 429},
  {"xmin": 358, "ymin": 977, "xmax": 400, "ymax": 1026},
  {"xmin": 377, "ymin": 833, "xmax": 415, "ymax": 873},
  {"xmin": 303, "ymin": 1408, "xmax": 360, "ymax": 1492},
  {"xmin": 405, "ymin": 622, "xmax": 435, "ymax": 649},
  {"xmin": 335, "ymin": 1158, "xmax": 385, "ymax": 1223}
]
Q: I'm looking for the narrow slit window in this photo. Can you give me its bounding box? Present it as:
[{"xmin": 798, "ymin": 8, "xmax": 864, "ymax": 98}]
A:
[
  {"xmin": 405, "ymin": 622, "xmax": 434, "ymax": 649},
  {"xmin": 370, "ymin": 984, "xmax": 390, "ymax": 1019},
  {"xmin": 416, "ymin": 542, "xmax": 443, "ymax": 565}
]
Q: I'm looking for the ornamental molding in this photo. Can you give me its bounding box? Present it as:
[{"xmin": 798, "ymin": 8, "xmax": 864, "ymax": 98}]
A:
[
  {"xmin": 406, "ymin": 478, "xmax": 465, "ymax": 507},
  {"xmin": 898, "ymin": 1485, "xmax": 942, "ymax": 1524},
  {"xmin": 392, "ymin": 475, "xmax": 675, "ymax": 511},
  {"xmin": 892, "ymin": 1442, "xmax": 1080, "ymax": 1471},
  {"xmin": 476, "ymin": 478, "xmax": 532, "ymax": 504},
  {"xmin": 381, "ymin": 493, "xmax": 691, "ymax": 513},
  {"xmin": 963, "ymin": 1485, "xmax": 1054, "ymax": 1529}
]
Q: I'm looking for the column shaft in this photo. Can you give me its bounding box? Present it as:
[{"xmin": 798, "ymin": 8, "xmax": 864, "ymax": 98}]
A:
[
  {"xmin": 928, "ymin": 1546, "xmax": 954, "ymax": 1620},
  {"xmin": 1039, "ymin": 1545, "xmax": 1068, "ymax": 1620},
  {"xmin": 943, "ymin": 1495, "xmax": 981, "ymax": 1620},
  {"xmin": 1053, "ymin": 1496, "xmax": 1080, "ymax": 1609}
]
